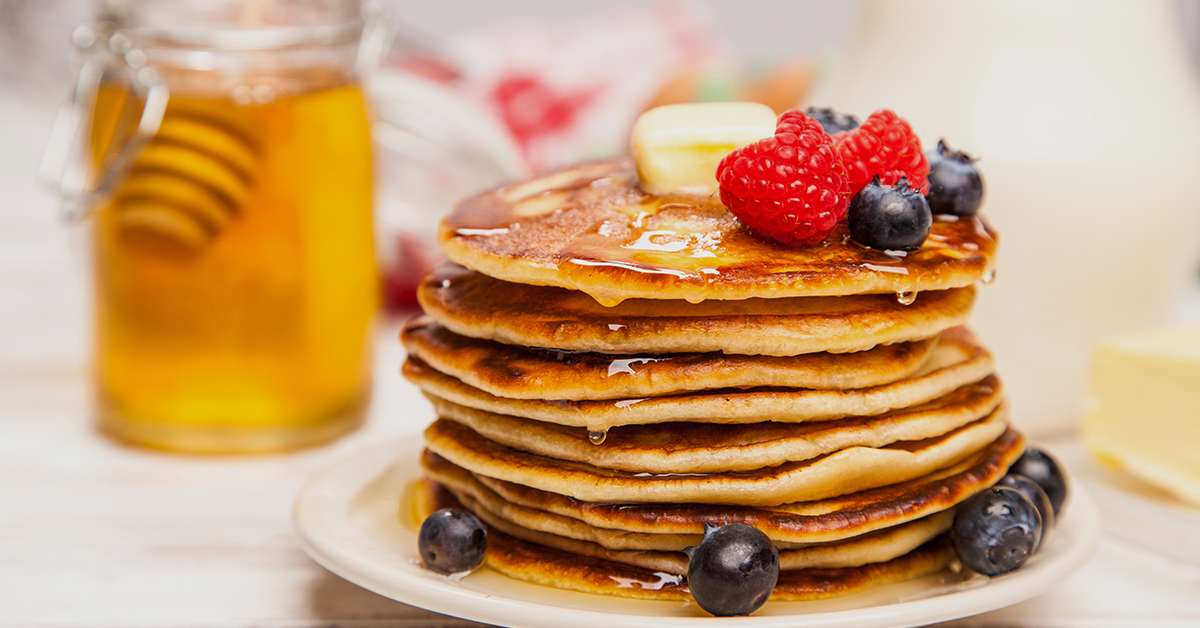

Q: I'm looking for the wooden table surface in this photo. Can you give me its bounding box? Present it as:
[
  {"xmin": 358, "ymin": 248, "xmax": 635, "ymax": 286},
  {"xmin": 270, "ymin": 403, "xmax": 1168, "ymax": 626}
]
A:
[{"xmin": 4, "ymin": 95, "xmax": 1200, "ymax": 628}]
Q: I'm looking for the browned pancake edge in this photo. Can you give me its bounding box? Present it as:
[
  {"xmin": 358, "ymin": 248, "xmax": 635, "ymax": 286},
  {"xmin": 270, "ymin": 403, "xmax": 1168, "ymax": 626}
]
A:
[
  {"xmin": 415, "ymin": 479, "xmax": 956, "ymax": 602},
  {"xmin": 420, "ymin": 428, "xmax": 1024, "ymax": 544}
]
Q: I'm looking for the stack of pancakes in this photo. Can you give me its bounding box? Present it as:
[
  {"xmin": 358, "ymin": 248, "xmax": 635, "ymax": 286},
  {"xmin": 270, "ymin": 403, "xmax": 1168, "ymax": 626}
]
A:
[{"xmin": 404, "ymin": 158, "xmax": 1019, "ymax": 601}]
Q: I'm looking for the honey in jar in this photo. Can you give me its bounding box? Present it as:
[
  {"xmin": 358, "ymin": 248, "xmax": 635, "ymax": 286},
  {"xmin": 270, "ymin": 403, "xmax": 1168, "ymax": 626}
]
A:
[{"xmin": 49, "ymin": 3, "xmax": 380, "ymax": 453}]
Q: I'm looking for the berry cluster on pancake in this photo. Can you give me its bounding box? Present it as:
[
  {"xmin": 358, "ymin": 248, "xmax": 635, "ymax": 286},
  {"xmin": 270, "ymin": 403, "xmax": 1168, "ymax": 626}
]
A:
[{"xmin": 403, "ymin": 105, "xmax": 1026, "ymax": 606}]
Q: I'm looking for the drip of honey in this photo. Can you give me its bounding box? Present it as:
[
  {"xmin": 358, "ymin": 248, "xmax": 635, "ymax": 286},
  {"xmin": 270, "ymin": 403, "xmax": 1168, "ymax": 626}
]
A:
[{"xmin": 442, "ymin": 160, "xmax": 998, "ymax": 306}]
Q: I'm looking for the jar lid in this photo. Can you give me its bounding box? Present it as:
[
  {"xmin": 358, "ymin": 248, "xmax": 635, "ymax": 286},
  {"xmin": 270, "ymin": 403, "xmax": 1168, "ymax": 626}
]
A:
[{"xmin": 103, "ymin": 0, "xmax": 366, "ymax": 51}]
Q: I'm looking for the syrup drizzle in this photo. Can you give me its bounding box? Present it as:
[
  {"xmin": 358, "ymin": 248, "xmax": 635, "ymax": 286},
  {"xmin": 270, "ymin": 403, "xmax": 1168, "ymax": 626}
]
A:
[
  {"xmin": 863, "ymin": 263, "xmax": 910, "ymax": 275},
  {"xmin": 454, "ymin": 227, "xmax": 509, "ymax": 237},
  {"xmin": 609, "ymin": 572, "xmax": 683, "ymax": 590},
  {"xmin": 444, "ymin": 159, "xmax": 998, "ymax": 303},
  {"xmin": 606, "ymin": 357, "xmax": 662, "ymax": 377}
]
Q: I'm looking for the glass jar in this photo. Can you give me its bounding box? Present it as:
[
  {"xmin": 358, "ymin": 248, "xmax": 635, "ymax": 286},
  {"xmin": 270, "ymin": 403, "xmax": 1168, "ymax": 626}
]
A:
[{"xmin": 41, "ymin": 0, "xmax": 381, "ymax": 453}]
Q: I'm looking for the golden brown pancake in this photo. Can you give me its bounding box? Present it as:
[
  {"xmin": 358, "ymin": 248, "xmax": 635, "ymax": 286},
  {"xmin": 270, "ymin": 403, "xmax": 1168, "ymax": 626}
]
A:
[
  {"xmin": 423, "ymin": 410, "xmax": 1010, "ymax": 507},
  {"xmin": 404, "ymin": 135, "xmax": 1017, "ymax": 606},
  {"xmin": 450, "ymin": 484, "xmax": 954, "ymax": 572},
  {"xmin": 422, "ymin": 428, "xmax": 1024, "ymax": 545},
  {"xmin": 426, "ymin": 450, "xmax": 958, "ymax": 557},
  {"xmin": 403, "ymin": 326, "xmax": 993, "ymax": 431},
  {"xmin": 414, "ymin": 479, "xmax": 957, "ymax": 601},
  {"xmin": 431, "ymin": 376, "xmax": 1002, "ymax": 473},
  {"xmin": 418, "ymin": 263, "xmax": 976, "ymax": 357},
  {"xmin": 401, "ymin": 316, "xmax": 940, "ymax": 400},
  {"xmin": 438, "ymin": 158, "xmax": 997, "ymax": 306}
]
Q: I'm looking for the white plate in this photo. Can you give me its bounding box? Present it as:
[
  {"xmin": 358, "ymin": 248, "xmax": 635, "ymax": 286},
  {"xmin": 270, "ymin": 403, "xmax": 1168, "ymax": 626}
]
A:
[{"xmin": 293, "ymin": 438, "xmax": 1101, "ymax": 628}]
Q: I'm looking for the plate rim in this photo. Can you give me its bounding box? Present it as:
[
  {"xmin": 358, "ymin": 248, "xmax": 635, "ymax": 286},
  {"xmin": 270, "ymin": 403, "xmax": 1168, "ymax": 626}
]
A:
[{"xmin": 293, "ymin": 436, "xmax": 1102, "ymax": 628}]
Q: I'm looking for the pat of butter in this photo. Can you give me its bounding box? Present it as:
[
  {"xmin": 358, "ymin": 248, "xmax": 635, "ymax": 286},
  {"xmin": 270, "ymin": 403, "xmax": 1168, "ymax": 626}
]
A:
[
  {"xmin": 631, "ymin": 102, "xmax": 777, "ymax": 198},
  {"xmin": 1084, "ymin": 326, "xmax": 1200, "ymax": 506}
]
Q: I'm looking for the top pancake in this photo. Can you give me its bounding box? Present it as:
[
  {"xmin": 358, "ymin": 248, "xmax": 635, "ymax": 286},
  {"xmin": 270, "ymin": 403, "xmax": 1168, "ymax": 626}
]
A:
[{"xmin": 439, "ymin": 158, "xmax": 998, "ymax": 305}]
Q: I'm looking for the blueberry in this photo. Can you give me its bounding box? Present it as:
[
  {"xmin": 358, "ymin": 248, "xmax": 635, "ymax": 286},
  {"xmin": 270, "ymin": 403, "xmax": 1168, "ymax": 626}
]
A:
[
  {"xmin": 952, "ymin": 487, "xmax": 1043, "ymax": 576},
  {"xmin": 805, "ymin": 107, "xmax": 859, "ymax": 134},
  {"xmin": 996, "ymin": 474, "xmax": 1056, "ymax": 542},
  {"xmin": 1009, "ymin": 447, "xmax": 1068, "ymax": 516},
  {"xmin": 686, "ymin": 522, "xmax": 779, "ymax": 616},
  {"xmin": 847, "ymin": 175, "xmax": 932, "ymax": 251},
  {"xmin": 925, "ymin": 139, "xmax": 984, "ymax": 216},
  {"xmin": 418, "ymin": 508, "xmax": 487, "ymax": 575}
]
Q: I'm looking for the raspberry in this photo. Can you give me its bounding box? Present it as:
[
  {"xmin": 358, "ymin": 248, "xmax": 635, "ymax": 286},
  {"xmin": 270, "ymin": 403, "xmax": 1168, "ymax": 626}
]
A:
[
  {"xmin": 833, "ymin": 109, "xmax": 929, "ymax": 196},
  {"xmin": 716, "ymin": 110, "xmax": 851, "ymax": 247}
]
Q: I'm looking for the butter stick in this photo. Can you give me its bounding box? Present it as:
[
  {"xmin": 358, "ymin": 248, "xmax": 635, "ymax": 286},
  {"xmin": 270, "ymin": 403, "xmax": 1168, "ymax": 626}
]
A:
[
  {"xmin": 631, "ymin": 102, "xmax": 777, "ymax": 198},
  {"xmin": 1085, "ymin": 326, "xmax": 1200, "ymax": 506}
]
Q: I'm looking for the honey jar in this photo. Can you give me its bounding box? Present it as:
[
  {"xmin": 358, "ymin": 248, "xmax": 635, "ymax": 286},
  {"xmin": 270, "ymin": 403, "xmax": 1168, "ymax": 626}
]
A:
[{"xmin": 41, "ymin": 1, "xmax": 382, "ymax": 453}]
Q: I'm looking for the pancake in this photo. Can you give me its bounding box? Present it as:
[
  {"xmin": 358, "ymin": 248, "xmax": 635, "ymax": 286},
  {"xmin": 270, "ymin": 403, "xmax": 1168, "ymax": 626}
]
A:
[
  {"xmin": 431, "ymin": 376, "xmax": 1002, "ymax": 473},
  {"xmin": 438, "ymin": 158, "xmax": 997, "ymax": 306},
  {"xmin": 401, "ymin": 316, "xmax": 940, "ymax": 400},
  {"xmin": 423, "ymin": 409, "xmax": 1010, "ymax": 507},
  {"xmin": 403, "ymin": 326, "xmax": 993, "ymax": 431},
  {"xmin": 450, "ymin": 484, "xmax": 954, "ymax": 572},
  {"xmin": 426, "ymin": 448, "xmax": 958, "ymax": 555},
  {"xmin": 404, "ymin": 120, "xmax": 1019, "ymax": 605},
  {"xmin": 422, "ymin": 428, "xmax": 1023, "ymax": 545},
  {"xmin": 414, "ymin": 479, "xmax": 957, "ymax": 601},
  {"xmin": 419, "ymin": 263, "xmax": 976, "ymax": 357}
]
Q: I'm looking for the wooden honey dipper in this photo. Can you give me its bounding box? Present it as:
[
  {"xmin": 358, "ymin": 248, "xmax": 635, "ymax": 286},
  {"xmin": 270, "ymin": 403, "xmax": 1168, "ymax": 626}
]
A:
[{"xmin": 111, "ymin": 99, "xmax": 261, "ymax": 251}]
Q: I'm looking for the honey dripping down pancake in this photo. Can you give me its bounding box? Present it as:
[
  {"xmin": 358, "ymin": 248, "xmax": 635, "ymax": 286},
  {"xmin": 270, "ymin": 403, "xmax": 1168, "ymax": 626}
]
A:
[
  {"xmin": 419, "ymin": 263, "xmax": 976, "ymax": 357},
  {"xmin": 438, "ymin": 158, "xmax": 997, "ymax": 306},
  {"xmin": 428, "ymin": 377, "xmax": 1003, "ymax": 474},
  {"xmin": 401, "ymin": 316, "xmax": 940, "ymax": 399},
  {"xmin": 403, "ymin": 326, "xmax": 993, "ymax": 431}
]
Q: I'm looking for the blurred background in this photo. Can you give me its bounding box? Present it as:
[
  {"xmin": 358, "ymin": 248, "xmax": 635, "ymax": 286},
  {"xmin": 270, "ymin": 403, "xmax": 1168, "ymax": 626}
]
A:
[
  {"xmin": 6, "ymin": 0, "xmax": 1200, "ymax": 435},
  {"xmin": 1, "ymin": 0, "xmax": 858, "ymax": 372}
]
